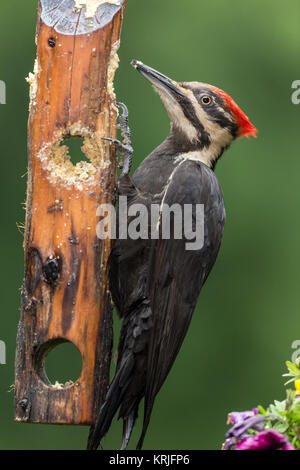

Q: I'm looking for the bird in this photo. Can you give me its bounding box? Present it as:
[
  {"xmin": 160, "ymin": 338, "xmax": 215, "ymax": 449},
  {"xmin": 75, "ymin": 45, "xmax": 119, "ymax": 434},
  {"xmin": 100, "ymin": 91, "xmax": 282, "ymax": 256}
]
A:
[{"xmin": 87, "ymin": 60, "xmax": 257, "ymax": 450}]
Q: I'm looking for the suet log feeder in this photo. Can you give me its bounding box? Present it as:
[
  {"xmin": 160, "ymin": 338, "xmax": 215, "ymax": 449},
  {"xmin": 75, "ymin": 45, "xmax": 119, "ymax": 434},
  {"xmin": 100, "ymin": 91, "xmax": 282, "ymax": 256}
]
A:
[{"xmin": 15, "ymin": 0, "xmax": 126, "ymax": 425}]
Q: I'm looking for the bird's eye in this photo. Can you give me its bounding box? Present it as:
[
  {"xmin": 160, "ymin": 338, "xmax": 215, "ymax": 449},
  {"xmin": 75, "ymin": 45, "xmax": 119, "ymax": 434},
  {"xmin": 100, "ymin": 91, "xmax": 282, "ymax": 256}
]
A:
[{"xmin": 201, "ymin": 95, "xmax": 212, "ymax": 105}]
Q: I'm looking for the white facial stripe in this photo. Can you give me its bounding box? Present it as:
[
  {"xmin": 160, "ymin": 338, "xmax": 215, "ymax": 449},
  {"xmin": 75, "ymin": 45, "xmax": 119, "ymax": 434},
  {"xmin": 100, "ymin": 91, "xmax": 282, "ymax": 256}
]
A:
[
  {"xmin": 214, "ymin": 101, "xmax": 234, "ymax": 122},
  {"xmin": 152, "ymin": 81, "xmax": 234, "ymax": 167},
  {"xmin": 186, "ymin": 82, "xmax": 234, "ymax": 122},
  {"xmin": 154, "ymin": 86, "xmax": 199, "ymax": 143},
  {"xmin": 186, "ymin": 91, "xmax": 233, "ymax": 165}
]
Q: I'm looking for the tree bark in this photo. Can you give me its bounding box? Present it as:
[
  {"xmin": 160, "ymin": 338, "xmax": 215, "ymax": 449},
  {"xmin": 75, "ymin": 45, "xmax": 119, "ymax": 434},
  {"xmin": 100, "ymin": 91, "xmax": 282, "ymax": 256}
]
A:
[{"xmin": 15, "ymin": 0, "xmax": 126, "ymax": 425}]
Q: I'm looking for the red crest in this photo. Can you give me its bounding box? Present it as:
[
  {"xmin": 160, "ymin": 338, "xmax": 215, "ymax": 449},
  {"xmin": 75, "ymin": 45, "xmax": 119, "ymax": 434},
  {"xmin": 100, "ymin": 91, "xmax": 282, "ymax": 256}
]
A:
[{"xmin": 210, "ymin": 86, "xmax": 258, "ymax": 138}]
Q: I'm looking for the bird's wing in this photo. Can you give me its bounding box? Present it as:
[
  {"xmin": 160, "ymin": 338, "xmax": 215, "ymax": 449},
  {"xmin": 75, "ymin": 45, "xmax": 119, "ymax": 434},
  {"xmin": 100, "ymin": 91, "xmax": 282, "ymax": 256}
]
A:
[{"xmin": 137, "ymin": 160, "xmax": 226, "ymax": 448}]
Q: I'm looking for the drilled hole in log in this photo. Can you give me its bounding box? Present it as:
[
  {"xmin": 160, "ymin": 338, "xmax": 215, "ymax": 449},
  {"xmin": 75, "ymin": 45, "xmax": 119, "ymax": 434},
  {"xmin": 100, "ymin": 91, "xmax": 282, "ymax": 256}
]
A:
[
  {"xmin": 38, "ymin": 130, "xmax": 109, "ymax": 186},
  {"xmin": 63, "ymin": 136, "xmax": 87, "ymax": 166},
  {"xmin": 35, "ymin": 339, "xmax": 82, "ymax": 389}
]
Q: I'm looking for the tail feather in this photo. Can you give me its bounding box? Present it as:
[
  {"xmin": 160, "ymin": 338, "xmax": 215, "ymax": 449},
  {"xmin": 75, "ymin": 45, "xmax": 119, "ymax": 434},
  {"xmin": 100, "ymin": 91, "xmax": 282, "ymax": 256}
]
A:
[
  {"xmin": 136, "ymin": 403, "xmax": 154, "ymax": 450},
  {"xmin": 87, "ymin": 354, "xmax": 134, "ymax": 450},
  {"xmin": 121, "ymin": 408, "xmax": 138, "ymax": 450},
  {"xmin": 87, "ymin": 301, "xmax": 152, "ymax": 450}
]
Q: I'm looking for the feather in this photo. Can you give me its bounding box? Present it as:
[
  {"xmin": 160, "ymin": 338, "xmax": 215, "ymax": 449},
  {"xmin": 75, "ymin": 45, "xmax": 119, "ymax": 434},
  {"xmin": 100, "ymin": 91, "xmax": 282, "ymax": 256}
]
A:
[{"xmin": 210, "ymin": 85, "xmax": 257, "ymax": 138}]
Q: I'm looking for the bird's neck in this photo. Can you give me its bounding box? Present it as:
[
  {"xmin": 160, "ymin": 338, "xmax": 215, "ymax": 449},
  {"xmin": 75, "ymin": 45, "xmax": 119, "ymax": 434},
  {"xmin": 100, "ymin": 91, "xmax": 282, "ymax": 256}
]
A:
[{"xmin": 163, "ymin": 126, "xmax": 230, "ymax": 170}]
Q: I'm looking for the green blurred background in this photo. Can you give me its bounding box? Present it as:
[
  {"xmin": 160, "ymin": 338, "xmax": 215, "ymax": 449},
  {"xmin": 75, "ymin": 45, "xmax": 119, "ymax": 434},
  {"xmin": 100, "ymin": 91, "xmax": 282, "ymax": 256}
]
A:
[{"xmin": 0, "ymin": 0, "xmax": 299, "ymax": 450}]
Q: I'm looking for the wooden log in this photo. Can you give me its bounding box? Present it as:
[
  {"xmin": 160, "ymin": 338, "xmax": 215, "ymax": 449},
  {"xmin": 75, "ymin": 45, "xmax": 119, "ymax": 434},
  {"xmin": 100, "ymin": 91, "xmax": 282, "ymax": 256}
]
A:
[{"xmin": 15, "ymin": 0, "xmax": 127, "ymax": 425}]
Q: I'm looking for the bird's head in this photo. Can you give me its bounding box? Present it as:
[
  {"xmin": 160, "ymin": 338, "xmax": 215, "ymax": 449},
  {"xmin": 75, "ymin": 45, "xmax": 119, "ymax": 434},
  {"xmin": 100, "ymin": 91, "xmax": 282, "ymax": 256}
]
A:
[{"xmin": 131, "ymin": 60, "xmax": 257, "ymax": 169}]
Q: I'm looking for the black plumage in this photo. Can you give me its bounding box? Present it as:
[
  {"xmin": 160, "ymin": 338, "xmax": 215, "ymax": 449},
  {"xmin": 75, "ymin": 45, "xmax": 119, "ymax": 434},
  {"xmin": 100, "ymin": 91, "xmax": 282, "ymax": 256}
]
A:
[{"xmin": 88, "ymin": 157, "xmax": 225, "ymax": 450}]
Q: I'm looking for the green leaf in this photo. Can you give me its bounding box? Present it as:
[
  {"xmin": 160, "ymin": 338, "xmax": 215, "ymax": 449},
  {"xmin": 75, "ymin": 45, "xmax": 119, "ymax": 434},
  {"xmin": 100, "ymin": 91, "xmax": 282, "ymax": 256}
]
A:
[
  {"xmin": 258, "ymin": 405, "xmax": 267, "ymax": 415},
  {"xmin": 275, "ymin": 422, "xmax": 289, "ymax": 433},
  {"xmin": 284, "ymin": 377, "xmax": 297, "ymax": 386},
  {"xmin": 285, "ymin": 361, "xmax": 300, "ymax": 376}
]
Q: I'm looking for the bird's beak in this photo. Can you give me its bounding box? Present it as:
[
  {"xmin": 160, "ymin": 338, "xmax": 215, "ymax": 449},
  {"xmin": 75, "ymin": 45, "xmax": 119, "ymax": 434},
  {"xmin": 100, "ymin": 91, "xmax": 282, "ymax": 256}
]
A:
[{"xmin": 131, "ymin": 60, "xmax": 186, "ymax": 98}]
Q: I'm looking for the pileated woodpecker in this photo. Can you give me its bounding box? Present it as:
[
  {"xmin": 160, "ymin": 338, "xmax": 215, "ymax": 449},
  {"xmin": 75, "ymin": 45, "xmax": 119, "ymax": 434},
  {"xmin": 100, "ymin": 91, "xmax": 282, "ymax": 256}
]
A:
[{"xmin": 87, "ymin": 61, "xmax": 257, "ymax": 450}]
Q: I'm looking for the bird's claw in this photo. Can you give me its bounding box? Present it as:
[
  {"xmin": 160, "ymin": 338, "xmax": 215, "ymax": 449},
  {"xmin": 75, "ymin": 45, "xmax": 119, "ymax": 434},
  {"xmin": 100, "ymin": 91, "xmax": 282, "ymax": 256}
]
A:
[{"xmin": 102, "ymin": 102, "xmax": 133, "ymax": 175}]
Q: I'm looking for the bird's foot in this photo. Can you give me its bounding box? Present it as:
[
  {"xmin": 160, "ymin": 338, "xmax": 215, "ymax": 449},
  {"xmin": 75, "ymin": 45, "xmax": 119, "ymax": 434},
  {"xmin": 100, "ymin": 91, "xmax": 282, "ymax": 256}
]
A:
[
  {"xmin": 117, "ymin": 102, "xmax": 132, "ymax": 147},
  {"xmin": 102, "ymin": 102, "xmax": 133, "ymax": 175}
]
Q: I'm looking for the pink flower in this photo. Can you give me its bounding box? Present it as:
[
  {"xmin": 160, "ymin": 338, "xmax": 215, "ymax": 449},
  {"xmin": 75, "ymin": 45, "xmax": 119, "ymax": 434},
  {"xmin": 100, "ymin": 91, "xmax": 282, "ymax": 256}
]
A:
[{"xmin": 236, "ymin": 430, "xmax": 295, "ymax": 450}]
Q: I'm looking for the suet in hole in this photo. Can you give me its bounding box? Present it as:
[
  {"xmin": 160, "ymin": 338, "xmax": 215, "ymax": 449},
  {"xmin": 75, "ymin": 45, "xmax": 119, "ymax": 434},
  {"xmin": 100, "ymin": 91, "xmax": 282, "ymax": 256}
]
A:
[
  {"xmin": 35, "ymin": 339, "xmax": 83, "ymax": 388},
  {"xmin": 38, "ymin": 131, "xmax": 103, "ymax": 184}
]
